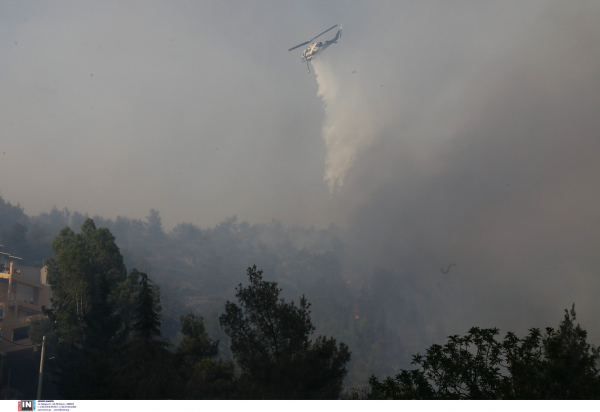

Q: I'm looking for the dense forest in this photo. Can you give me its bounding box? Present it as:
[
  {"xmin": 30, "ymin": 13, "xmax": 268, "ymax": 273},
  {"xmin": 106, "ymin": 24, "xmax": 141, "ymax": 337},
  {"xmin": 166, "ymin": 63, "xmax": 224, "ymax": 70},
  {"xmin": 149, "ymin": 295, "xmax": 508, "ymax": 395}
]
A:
[
  {"xmin": 1, "ymin": 196, "xmax": 599, "ymax": 399},
  {"xmin": 0, "ymin": 195, "xmax": 420, "ymax": 387}
]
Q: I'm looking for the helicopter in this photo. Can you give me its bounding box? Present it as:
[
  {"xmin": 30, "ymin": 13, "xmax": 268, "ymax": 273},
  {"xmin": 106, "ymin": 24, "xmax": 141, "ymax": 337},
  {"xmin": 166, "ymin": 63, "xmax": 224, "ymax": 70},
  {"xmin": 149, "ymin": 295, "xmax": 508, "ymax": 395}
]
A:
[{"xmin": 288, "ymin": 24, "xmax": 342, "ymax": 72}]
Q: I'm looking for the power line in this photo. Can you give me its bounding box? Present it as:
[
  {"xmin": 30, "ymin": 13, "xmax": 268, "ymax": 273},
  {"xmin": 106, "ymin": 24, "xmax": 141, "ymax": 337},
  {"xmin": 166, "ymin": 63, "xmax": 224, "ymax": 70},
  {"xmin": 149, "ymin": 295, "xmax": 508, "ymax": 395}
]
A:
[{"xmin": 1, "ymin": 336, "xmax": 37, "ymax": 347}]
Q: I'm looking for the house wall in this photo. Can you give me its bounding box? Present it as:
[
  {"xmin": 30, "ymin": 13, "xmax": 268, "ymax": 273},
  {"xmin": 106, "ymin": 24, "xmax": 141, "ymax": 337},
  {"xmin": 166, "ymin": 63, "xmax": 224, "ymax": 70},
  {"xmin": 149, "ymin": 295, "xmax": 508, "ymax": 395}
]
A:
[
  {"xmin": 17, "ymin": 265, "xmax": 42, "ymax": 284},
  {"xmin": 0, "ymin": 258, "xmax": 51, "ymax": 354}
]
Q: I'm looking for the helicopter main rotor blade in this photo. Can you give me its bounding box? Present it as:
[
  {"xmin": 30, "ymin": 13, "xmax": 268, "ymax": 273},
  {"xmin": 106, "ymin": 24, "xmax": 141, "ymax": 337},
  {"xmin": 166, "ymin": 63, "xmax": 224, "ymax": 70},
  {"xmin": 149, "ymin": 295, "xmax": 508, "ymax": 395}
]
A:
[
  {"xmin": 288, "ymin": 40, "xmax": 311, "ymax": 51},
  {"xmin": 288, "ymin": 24, "xmax": 338, "ymax": 51},
  {"xmin": 309, "ymin": 24, "xmax": 338, "ymax": 42}
]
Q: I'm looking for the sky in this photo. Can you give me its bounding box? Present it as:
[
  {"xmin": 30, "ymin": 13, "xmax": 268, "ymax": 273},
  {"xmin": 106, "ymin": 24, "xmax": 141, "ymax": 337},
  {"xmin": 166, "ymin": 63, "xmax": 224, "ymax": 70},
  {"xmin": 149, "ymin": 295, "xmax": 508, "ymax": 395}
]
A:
[{"xmin": 2, "ymin": 1, "xmax": 600, "ymax": 336}]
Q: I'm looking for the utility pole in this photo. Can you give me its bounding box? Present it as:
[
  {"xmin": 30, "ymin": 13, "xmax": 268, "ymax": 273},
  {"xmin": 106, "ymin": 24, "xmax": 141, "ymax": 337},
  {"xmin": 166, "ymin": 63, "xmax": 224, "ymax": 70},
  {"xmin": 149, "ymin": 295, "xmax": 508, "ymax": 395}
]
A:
[{"xmin": 37, "ymin": 336, "xmax": 45, "ymax": 400}]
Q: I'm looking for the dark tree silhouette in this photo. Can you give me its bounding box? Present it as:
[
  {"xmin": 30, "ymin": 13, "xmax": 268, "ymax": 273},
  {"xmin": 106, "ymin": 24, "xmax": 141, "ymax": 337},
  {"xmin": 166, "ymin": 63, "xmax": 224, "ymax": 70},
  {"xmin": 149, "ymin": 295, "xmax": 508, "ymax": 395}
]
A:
[
  {"xmin": 369, "ymin": 304, "xmax": 600, "ymax": 400},
  {"xmin": 220, "ymin": 265, "xmax": 351, "ymax": 399}
]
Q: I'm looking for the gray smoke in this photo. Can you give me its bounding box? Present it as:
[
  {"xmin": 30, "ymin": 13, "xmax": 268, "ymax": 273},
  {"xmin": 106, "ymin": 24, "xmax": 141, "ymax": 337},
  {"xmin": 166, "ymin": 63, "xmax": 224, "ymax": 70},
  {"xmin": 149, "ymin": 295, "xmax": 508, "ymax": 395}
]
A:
[
  {"xmin": 3, "ymin": 0, "xmax": 600, "ymax": 345},
  {"xmin": 333, "ymin": 0, "xmax": 600, "ymax": 337}
]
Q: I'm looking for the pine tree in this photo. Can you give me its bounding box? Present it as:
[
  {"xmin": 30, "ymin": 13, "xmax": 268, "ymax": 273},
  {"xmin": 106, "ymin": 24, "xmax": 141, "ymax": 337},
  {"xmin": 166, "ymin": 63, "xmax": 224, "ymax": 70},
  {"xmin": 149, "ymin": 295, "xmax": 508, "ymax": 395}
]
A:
[
  {"xmin": 114, "ymin": 271, "xmax": 180, "ymax": 399},
  {"xmin": 219, "ymin": 265, "xmax": 351, "ymax": 399},
  {"xmin": 176, "ymin": 313, "xmax": 235, "ymax": 399}
]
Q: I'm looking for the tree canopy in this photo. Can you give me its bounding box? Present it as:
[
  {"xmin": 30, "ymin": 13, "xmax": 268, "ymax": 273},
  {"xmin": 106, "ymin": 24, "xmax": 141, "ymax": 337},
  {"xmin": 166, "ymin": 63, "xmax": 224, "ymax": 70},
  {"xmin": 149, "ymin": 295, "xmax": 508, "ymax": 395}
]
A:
[
  {"xmin": 219, "ymin": 265, "xmax": 351, "ymax": 399},
  {"xmin": 369, "ymin": 304, "xmax": 600, "ymax": 400},
  {"xmin": 43, "ymin": 218, "xmax": 127, "ymax": 399},
  {"xmin": 176, "ymin": 313, "xmax": 235, "ymax": 399},
  {"xmin": 113, "ymin": 270, "xmax": 180, "ymax": 399}
]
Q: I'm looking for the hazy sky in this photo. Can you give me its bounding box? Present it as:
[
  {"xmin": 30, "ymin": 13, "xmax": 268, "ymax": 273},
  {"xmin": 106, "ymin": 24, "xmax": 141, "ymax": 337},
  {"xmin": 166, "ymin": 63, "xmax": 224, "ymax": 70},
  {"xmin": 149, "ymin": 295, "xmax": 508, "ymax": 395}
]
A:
[
  {"xmin": 1, "ymin": 0, "xmax": 360, "ymax": 228},
  {"xmin": 3, "ymin": 1, "xmax": 600, "ymax": 335}
]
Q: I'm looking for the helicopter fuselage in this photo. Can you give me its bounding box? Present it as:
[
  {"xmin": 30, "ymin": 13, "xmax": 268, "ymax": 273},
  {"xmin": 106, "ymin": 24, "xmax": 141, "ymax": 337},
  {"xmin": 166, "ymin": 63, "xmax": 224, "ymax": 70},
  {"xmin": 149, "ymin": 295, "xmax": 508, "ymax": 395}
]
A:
[{"xmin": 301, "ymin": 42, "xmax": 324, "ymax": 62}]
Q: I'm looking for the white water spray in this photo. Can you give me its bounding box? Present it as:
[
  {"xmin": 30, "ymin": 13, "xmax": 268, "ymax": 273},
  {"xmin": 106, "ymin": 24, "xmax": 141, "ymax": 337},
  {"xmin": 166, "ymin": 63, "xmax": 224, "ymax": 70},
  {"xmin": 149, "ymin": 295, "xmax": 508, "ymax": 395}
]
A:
[{"xmin": 312, "ymin": 58, "xmax": 379, "ymax": 192}]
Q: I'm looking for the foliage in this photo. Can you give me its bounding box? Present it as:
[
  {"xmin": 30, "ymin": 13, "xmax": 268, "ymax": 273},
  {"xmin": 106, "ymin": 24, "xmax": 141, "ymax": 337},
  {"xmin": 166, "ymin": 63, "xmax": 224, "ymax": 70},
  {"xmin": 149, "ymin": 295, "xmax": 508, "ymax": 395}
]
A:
[
  {"xmin": 2, "ymin": 222, "xmax": 31, "ymax": 257},
  {"xmin": 34, "ymin": 219, "xmax": 182, "ymax": 399},
  {"xmin": 0, "ymin": 195, "xmax": 26, "ymax": 232},
  {"xmin": 541, "ymin": 304, "xmax": 600, "ymax": 399},
  {"xmin": 220, "ymin": 265, "xmax": 351, "ymax": 399},
  {"xmin": 4, "ymin": 198, "xmax": 365, "ymax": 385},
  {"xmin": 369, "ymin": 304, "xmax": 600, "ymax": 400},
  {"xmin": 177, "ymin": 313, "xmax": 219, "ymax": 365},
  {"xmin": 182, "ymin": 356, "xmax": 236, "ymax": 399},
  {"xmin": 146, "ymin": 209, "xmax": 164, "ymax": 239},
  {"xmin": 339, "ymin": 386, "xmax": 370, "ymax": 400},
  {"xmin": 5, "ymin": 195, "xmax": 440, "ymax": 391},
  {"xmin": 0, "ymin": 221, "xmax": 53, "ymax": 266},
  {"xmin": 24, "ymin": 213, "xmax": 355, "ymax": 399},
  {"xmin": 131, "ymin": 272, "xmax": 164, "ymax": 342},
  {"xmin": 42, "ymin": 218, "xmax": 127, "ymax": 399},
  {"xmin": 175, "ymin": 313, "xmax": 235, "ymax": 399},
  {"xmin": 114, "ymin": 271, "xmax": 179, "ymax": 399}
]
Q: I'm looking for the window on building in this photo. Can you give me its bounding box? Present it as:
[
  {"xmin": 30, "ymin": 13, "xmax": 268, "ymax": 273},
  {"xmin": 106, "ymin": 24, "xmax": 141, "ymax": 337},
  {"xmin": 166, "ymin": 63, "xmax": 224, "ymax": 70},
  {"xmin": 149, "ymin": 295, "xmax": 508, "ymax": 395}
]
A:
[
  {"xmin": 16, "ymin": 284, "xmax": 34, "ymax": 303},
  {"xmin": 0, "ymin": 308, "xmax": 4, "ymax": 319},
  {"xmin": 13, "ymin": 326, "xmax": 29, "ymax": 341}
]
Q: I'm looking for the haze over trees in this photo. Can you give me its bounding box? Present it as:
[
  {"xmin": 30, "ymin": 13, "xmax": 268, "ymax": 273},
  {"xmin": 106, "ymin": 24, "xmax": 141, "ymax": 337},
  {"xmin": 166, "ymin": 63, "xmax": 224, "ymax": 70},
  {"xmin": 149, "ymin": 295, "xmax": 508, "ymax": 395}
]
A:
[
  {"xmin": 368, "ymin": 305, "xmax": 600, "ymax": 400},
  {"xmin": 2, "ymin": 197, "xmax": 599, "ymax": 399},
  {"xmin": 0, "ymin": 197, "xmax": 388, "ymax": 384},
  {"xmin": 24, "ymin": 218, "xmax": 352, "ymax": 399}
]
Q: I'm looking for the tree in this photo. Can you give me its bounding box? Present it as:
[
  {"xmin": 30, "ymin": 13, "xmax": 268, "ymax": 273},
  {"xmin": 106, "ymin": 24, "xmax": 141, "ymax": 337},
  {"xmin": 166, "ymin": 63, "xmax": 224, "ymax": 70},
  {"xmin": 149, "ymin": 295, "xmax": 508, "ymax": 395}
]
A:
[
  {"xmin": 541, "ymin": 304, "xmax": 600, "ymax": 399},
  {"xmin": 114, "ymin": 271, "xmax": 180, "ymax": 399},
  {"xmin": 26, "ymin": 223, "xmax": 53, "ymax": 266},
  {"xmin": 2, "ymin": 222, "xmax": 31, "ymax": 258},
  {"xmin": 0, "ymin": 196, "xmax": 26, "ymax": 232},
  {"xmin": 369, "ymin": 304, "xmax": 600, "ymax": 400},
  {"xmin": 219, "ymin": 265, "xmax": 351, "ymax": 399},
  {"xmin": 146, "ymin": 209, "xmax": 164, "ymax": 239},
  {"xmin": 131, "ymin": 271, "xmax": 164, "ymax": 341},
  {"xmin": 0, "ymin": 220, "xmax": 50, "ymax": 266},
  {"xmin": 177, "ymin": 313, "xmax": 219, "ymax": 365},
  {"xmin": 43, "ymin": 218, "xmax": 127, "ymax": 399},
  {"xmin": 177, "ymin": 313, "xmax": 235, "ymax": 399},
  {"xmin": 185, "ymin": 358, "xmax": 236, "ymax": 399},
  {"xmin": 46, "ymin": 219, "xmax": 126, "ymax": 319}
]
